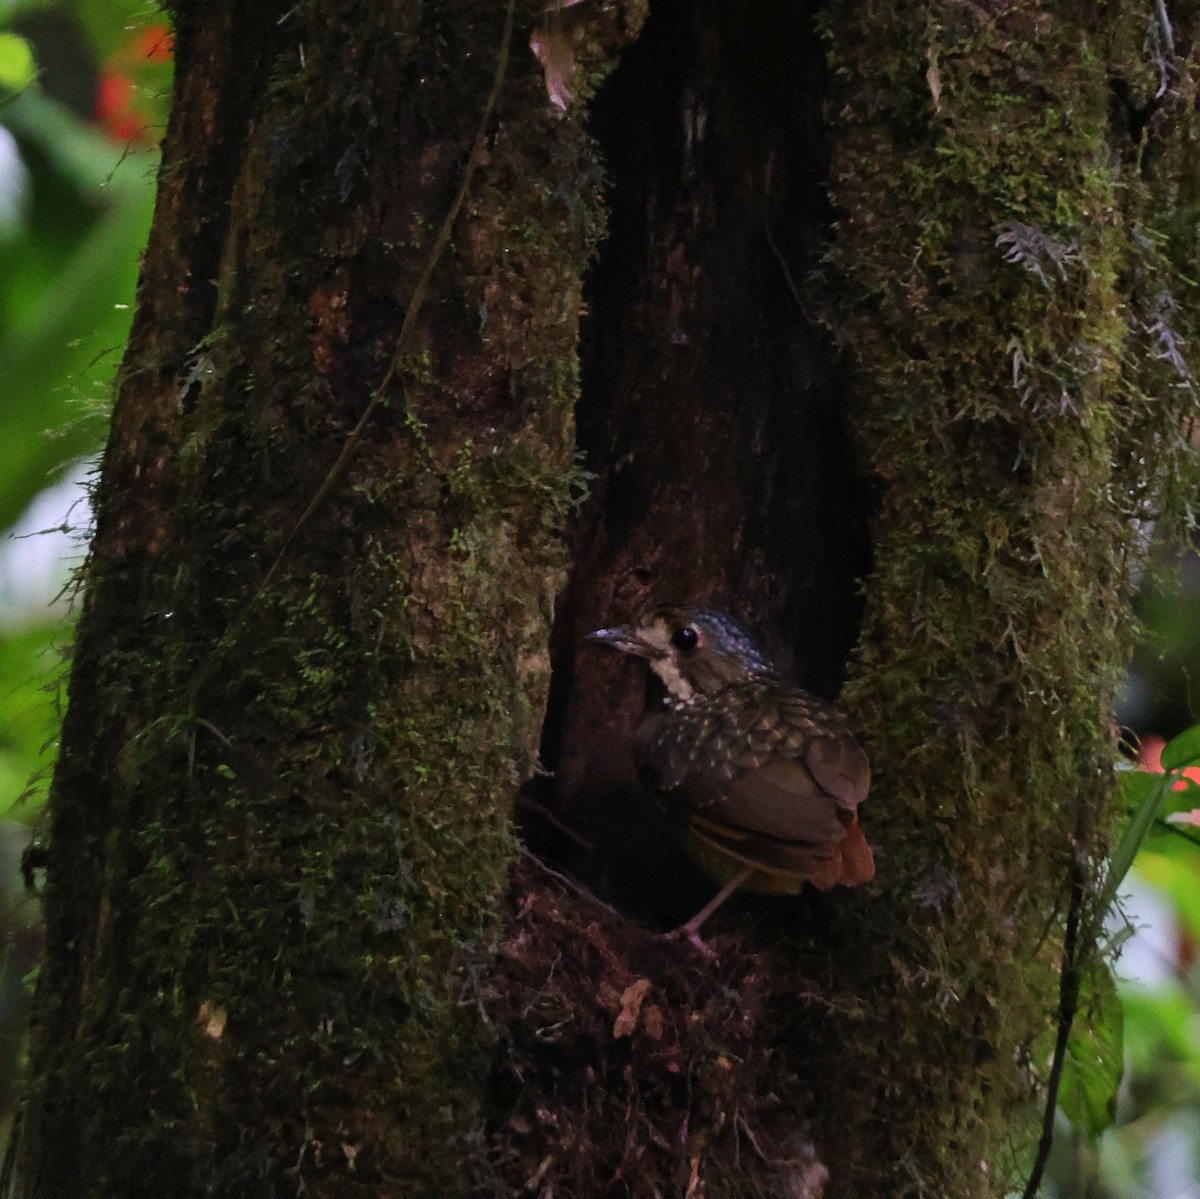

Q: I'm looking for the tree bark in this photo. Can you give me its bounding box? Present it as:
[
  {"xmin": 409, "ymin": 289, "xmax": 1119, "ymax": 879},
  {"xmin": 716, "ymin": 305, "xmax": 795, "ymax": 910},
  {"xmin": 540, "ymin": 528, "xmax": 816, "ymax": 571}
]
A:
[
  {"xmin": 12, "ymin": 1, "xmax": 1200, "ymax": 1198},
  {"xmin": 14, "ymin": 0, "xmax": 633, "ymax": 1194}
]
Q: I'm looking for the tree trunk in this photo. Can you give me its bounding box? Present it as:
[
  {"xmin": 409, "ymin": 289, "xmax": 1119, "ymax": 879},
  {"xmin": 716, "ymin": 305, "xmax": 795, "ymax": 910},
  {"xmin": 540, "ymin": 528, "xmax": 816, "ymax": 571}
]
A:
[
  {"xmin": 14, "ymin": 0, "xmax": 631, "ymax": 1194},
  {"xmin": 12, "ymin": 2, "xmax": 1200, "ymax": 1198}
]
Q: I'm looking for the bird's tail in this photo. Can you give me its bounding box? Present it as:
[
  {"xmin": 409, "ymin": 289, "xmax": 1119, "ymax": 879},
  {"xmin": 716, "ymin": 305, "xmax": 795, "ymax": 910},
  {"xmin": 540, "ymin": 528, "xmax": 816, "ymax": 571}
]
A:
[{"xmin": 835, "ymin": 811, "xmax": 875, "ymax": 886}]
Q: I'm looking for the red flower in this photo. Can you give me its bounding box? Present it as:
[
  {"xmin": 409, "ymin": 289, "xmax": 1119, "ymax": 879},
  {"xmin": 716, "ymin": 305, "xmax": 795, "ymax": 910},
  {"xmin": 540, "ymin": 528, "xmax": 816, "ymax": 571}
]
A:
[
  {"xmin": 90, "ymin": 24, "xmax": 173, "ymax": 145},
  {"xmin": 1136, "ymin": 734, "xmax": 1200, "ymax": 790},
  {"xmin": 93, "ymin": 71, "xmax": 144, "ymax": 143}
]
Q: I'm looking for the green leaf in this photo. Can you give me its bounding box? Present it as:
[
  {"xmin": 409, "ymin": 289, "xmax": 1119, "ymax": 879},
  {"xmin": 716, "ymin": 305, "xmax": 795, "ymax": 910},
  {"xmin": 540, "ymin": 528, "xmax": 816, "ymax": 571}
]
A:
[
  {"xmin": 1113, "ymin": 765, "xmax": 1161, "ymax": 816},
  {"xmin": 1098, "ymin": 765, "xmax": 1175, "ymax": 916},
  {"xmin": 1161, "ymin": 723, "xmax": 1200, "ymax": 771},
  {"xmin": 0, "ymin": 32, "xmax": 36, "ymax": 91},
  {"xmin": 1058, "ymin": 962, "xmax": 1124, "ymax": 1138}
]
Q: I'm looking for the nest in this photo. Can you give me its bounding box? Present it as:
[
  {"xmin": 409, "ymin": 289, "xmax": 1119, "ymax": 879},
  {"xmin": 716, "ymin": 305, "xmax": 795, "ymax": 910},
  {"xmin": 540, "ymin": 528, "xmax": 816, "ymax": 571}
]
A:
[{"xmin": 476, "ymin": 854, "xmax": 834, "ymax": 1198}]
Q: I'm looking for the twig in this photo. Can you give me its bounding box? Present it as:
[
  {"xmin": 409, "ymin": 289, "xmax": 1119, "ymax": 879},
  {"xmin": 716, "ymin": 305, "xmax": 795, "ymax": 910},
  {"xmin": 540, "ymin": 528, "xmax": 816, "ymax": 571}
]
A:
[
  {"xmin": 514, "ymin": 794, "xmax": 596, "ymax": 850},
  {"xmin": 762, "ymin": 153, "xmax": 810, "ymax": 322},
  {"xmin": 1023, "ymin": 802, "xmax": 1091, "ymax": 1199}
]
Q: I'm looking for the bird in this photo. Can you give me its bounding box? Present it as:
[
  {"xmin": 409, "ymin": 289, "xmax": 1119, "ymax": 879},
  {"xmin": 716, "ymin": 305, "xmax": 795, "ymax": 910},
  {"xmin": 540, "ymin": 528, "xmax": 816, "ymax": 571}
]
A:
[{"xmin": 586, "ymin": 605, "xmax": 874, "ymax": 945}]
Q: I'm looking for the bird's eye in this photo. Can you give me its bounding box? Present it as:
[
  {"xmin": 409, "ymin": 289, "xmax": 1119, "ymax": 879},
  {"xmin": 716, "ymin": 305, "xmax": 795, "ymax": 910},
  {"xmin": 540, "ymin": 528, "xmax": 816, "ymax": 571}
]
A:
[{"xmin": 671, "ymin": 626, "xmax": 699, "ymax": 652}]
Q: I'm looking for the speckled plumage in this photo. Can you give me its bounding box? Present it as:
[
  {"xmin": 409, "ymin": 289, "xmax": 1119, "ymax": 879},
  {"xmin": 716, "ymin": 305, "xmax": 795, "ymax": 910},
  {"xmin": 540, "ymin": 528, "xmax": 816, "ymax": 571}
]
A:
[{"xmin": 588, "ymin": 606, "xmax": 874, "ymax": 899}]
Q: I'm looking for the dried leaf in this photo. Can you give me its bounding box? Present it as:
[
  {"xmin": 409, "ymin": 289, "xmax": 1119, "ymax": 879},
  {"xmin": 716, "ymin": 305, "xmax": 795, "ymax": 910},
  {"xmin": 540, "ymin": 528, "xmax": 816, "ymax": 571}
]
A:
[
  {"xmin": 530, "ymin": 24, "xmax": 576, "ymax": 111},
  {"xmin": 196, "ymin": 1000, "xmax": 227, "ymax": 1040},
  {"xmin": 613, "ymin": 977, "xmax": 652, "ymax": 1039},
  {"xmin": 926, "ymin": 64, "xmax": 942, "ymax": 107},
  {"xmin": 641, "ymin": 1003, "xmax": 665, "ymax": 1041}
]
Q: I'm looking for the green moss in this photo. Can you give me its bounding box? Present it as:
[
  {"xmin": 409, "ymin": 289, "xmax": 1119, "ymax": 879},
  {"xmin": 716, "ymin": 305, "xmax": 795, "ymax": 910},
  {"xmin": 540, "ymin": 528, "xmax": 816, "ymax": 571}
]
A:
[
  {"xmin": 816, "ymin": 3, "xmax": 1200, "ymax": 1195},
  {"xmin": 17, "ymin": 1, "xmax": 643, "ymax": 1195}
]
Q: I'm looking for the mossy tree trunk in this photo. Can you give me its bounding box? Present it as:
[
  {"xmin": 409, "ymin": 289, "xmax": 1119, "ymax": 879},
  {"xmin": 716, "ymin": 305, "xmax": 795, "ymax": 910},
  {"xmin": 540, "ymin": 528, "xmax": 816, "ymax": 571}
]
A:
[
  {"xmin": 12, "ymin": 2, "xmax": 1200, "ymax": 1198},
  {"xmin": 14, "ymin": 0, "xmax": 632, "ymax": 1194}
]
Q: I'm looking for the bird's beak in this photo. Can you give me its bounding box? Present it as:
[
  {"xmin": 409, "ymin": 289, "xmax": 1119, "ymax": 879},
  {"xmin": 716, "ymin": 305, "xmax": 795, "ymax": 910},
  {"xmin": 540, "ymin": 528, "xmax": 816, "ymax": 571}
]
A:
[{"xmin": 585, "ymin": 624, "xmax": 654, "ymax": 658}]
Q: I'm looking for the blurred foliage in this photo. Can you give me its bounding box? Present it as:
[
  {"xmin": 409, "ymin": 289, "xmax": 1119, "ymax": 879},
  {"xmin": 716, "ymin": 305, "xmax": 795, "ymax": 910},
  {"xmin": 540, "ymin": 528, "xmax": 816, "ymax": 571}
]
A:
[
  {"xmin": 1, "ymin": 0, "xmax": 169, "ymax": 533},
  {"xmin": 0, "ymin": 33, "xmax": 36, "ymax": 90},
  {"xmin": 1044, "ymin": 705, "xmax": 1200, "ymax": 1196},
  {"xmin": 0, "ymin": 0, "xmax": 169, "ymax": 1147}
]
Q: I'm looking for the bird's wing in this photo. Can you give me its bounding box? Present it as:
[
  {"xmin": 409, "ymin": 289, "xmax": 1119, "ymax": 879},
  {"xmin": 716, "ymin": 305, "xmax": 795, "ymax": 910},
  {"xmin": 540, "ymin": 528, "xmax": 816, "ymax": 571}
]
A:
[
  {"xmin": 765, "ymin": 689, "xmax": 870, "ymax": 811},
  {"xmin": 637, "ymin": 691, "xmax": 876, "ymax": 890},
  {"xmin": 638, "ymin": 695, "xmax": 865, "ymax": 838},
  {"xmin": 687, "ymin": 802, "xmax": 874, "ymax": 890},
  {"xmin": 803, "ymin": 732, "xmax": 871, "ymax": 810},
  {"xmin": 688, "ymin": 756, "xmax": 846, "ymax": 844}
]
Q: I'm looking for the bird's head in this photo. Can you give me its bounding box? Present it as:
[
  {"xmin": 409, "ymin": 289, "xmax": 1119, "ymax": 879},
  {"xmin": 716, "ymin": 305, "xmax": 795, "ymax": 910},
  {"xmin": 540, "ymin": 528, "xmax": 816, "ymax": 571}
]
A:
[{"xmin": 587, "ymin": 606, "xmax": 776, "ymax": 703}]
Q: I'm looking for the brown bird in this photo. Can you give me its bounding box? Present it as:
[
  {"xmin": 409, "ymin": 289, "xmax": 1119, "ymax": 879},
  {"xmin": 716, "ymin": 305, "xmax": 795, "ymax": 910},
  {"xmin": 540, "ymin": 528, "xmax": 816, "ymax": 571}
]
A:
[{"xmin": 587, "ymin": 605, "xmax": 873, "ymax": 945}]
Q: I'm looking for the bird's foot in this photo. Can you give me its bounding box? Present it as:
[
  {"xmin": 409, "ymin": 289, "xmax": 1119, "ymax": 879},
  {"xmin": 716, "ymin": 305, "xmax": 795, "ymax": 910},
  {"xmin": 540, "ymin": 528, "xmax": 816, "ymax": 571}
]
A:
[
  {"xmin": 665, "ymin": 919, "xmax": 716, "ymax": 956},
  {"xmin": 663, "ymin": 868, "xmax": 754, "ymax": 955}
]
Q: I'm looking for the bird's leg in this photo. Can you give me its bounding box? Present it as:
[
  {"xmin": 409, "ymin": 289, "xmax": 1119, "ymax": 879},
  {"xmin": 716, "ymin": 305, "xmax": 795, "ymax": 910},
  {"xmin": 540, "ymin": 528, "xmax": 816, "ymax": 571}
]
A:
[{"xmin": 670, "ymin": 867, "xmax": 755, "ymax": 951}]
